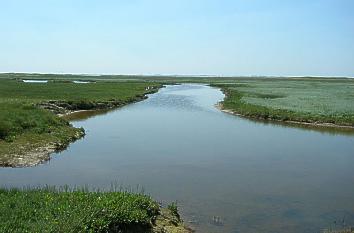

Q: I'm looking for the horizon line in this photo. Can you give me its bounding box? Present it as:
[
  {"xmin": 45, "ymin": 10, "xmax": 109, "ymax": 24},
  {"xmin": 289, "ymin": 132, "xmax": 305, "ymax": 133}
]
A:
[{"xmin": 0, "ymin": 72, "xmax": 353, "ymax": 79}]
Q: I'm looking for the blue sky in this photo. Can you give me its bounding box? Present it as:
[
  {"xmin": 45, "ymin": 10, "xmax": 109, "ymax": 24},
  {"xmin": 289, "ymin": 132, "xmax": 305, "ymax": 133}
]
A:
[{"xmin": 1, "ymin": 0, "xmax": 353, "ymax": 76}]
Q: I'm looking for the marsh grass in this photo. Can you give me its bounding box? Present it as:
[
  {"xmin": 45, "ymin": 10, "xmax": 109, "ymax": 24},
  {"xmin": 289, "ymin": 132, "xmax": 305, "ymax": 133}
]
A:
[
  {"xmin": 0, "ymin": 186, "xmax": 159, "ymax": 233},
  {"xmin": 213, "ymin": 79, "xmax": 354, "ymax": 126},
  {"xmin": 167, "ymin": 202, "xmax": 180, "ymax": 221},
  {"xmin": 0, "ymin": 103, "xmax": 69, "ymax": 141},
  {"xmin": 0, "ymin": 79, "xmax": 160, "ymax": 103}
]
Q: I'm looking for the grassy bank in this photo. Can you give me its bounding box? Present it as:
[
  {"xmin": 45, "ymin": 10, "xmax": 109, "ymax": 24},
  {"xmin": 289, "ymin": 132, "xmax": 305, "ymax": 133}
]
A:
[
  {"xmin": 0, "ymin": 187, "xmax": 191, "ymax": 233},
  {"xmin": 0, "ymin": 103, "xmax": 74, "ymax": 142},
  {"xmin": 0, "ymin": 78, "xmax": 162, "ymax": 167},
  {"xmin": 212, "ymin": 78, "xmax": 354, "ymax": 128}
]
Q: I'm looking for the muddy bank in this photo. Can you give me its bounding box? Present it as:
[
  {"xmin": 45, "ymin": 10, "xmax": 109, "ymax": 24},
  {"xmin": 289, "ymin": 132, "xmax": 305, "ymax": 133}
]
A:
[
  {"xmin": 37, "ymin": 95, "xmax": 149, "ymax": 116},
  {"xmin": 0, "ymin": 129, "xmax": 85, "ymax": 168},
  {"xmin": 152, "ymin": 208, "xmax": 194, "ymax": 233},
  {"xmin": 37, "ymin": 86, "xmax": 162, "ymax": 116}
]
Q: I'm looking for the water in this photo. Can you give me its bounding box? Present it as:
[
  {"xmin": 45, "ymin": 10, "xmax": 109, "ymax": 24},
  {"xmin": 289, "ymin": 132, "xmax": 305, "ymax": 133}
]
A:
[
  {"xmin": 73, "ymin": 80, "xmax": 93, "ymax": 84},
  {"xmin": 22, "ymin": 80, "xmax": 93, "ymax": 84},
  {"xmin": 22, "ymin": 80, "xmax": 48, "ymax": 83},
  {"xmin": 1, "ymin": 84, "xmax": 354, "ymax": 233}
]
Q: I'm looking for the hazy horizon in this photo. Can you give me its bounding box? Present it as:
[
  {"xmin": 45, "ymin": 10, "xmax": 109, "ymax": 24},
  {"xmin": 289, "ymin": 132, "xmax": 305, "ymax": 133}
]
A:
[
  {"xmin": 1, "ymin": 0, "xmax": 354, "ymax": 77},
  {"xmin": 1, "ymin": 72, "xmax": 354, "ymax": 79}
]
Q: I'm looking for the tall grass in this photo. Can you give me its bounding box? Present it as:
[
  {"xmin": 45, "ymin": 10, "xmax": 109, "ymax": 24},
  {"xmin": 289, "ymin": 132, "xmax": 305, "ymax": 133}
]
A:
[
  {"xmin": 0, "ymin": 187, "xmax": 159, "ymax": 233},
  {"xmin": 0, "ymin": 103, "xmax": 69, "ymax": 141}
]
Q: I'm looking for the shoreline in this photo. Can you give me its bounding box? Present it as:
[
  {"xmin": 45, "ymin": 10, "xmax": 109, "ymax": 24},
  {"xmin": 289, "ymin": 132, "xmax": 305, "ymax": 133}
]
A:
[
  {"xmin": 1, "ymin": 129, "xmax": 85, "ymax": 168},
  {"xmin": 2, "ymin": 87, "xmax": 161, "ymax": 168},
  {"xmin": 216, "ymin": 102, "xmax": 354, "ymax": 131},
  {"xmin": 58, "ymin": 109, "xmax": 96, "ymax": 117}
]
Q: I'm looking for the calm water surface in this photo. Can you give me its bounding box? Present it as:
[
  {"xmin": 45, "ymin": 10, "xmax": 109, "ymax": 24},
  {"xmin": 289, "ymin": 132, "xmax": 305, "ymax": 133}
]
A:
[{"xmin": 1, "ymin": 84, "xmax": 354, "ymax": 233}]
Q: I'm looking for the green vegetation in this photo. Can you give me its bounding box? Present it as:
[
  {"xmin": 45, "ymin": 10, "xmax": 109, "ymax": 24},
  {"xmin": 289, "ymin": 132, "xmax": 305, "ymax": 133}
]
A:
[
  {"xmin": 0, "ymin": 187, "xmax": 192, "ymax": 233},
  {"xmin": 167, "ymin": 202, "xmax": 180, "ymax": 221},
  {"xmin": 0, "ymin": 187, "xmax": 160, "ymax": 233},
  {"xmin": 0, "ymin": 78, "xmax": 161, "ymax": 167},
  {"xmin": 166, "ymin": 202, "xmax": 182, "ymax": 228},
  {"xmin": 0, "ymin": 103, "xmax": 70, "ymax": 141},
  {"xmin": 212, "ymin": 78, "xmax": 354, "ymax": 127},
  {"xmin": 0, "ymin": 79, "xmax": 160, "ymax": 103}
]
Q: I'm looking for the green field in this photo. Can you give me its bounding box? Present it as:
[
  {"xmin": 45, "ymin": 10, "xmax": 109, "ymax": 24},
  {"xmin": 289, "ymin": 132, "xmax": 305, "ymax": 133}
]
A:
[
  {"xmin": 0, "ymin": 187, "xmax": 188, "ymax": 233},
  {"xmin": 0, "ymin": 79, "xmax": 161, "ymax": 103},
  {"xmin": 211, "ymin": 78, "xmax": 354, "ymax": 127}
]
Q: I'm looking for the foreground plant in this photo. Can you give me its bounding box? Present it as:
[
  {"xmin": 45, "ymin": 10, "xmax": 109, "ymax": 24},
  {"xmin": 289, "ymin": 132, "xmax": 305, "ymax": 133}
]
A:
[
  {"xmin": 0, "ymin": 187, "xmax": 159, "ymax": 233},
  {"xmin": 0, "ymin": 187, "xmax": 193, "ymax": 233}
]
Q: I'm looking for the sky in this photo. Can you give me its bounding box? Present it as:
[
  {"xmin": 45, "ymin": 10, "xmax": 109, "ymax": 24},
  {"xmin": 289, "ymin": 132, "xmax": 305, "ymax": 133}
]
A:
[{"xmin": 1, "ymin": 0, "xmax": 354, "ymax": 76}]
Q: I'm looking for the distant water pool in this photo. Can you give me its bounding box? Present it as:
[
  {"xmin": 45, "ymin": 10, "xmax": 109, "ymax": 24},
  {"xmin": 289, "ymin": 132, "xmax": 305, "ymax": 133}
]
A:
[
  {"xmin": 73, "ymin": 80, "xmax": 92, "ymax": 84},
  {"xmin": 1, "ymin": 84, "xmax": 354, "ymax": 233},
  {"xmin": 22, "ymin": 80, "xmax": 48, "ymax": 83}
]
